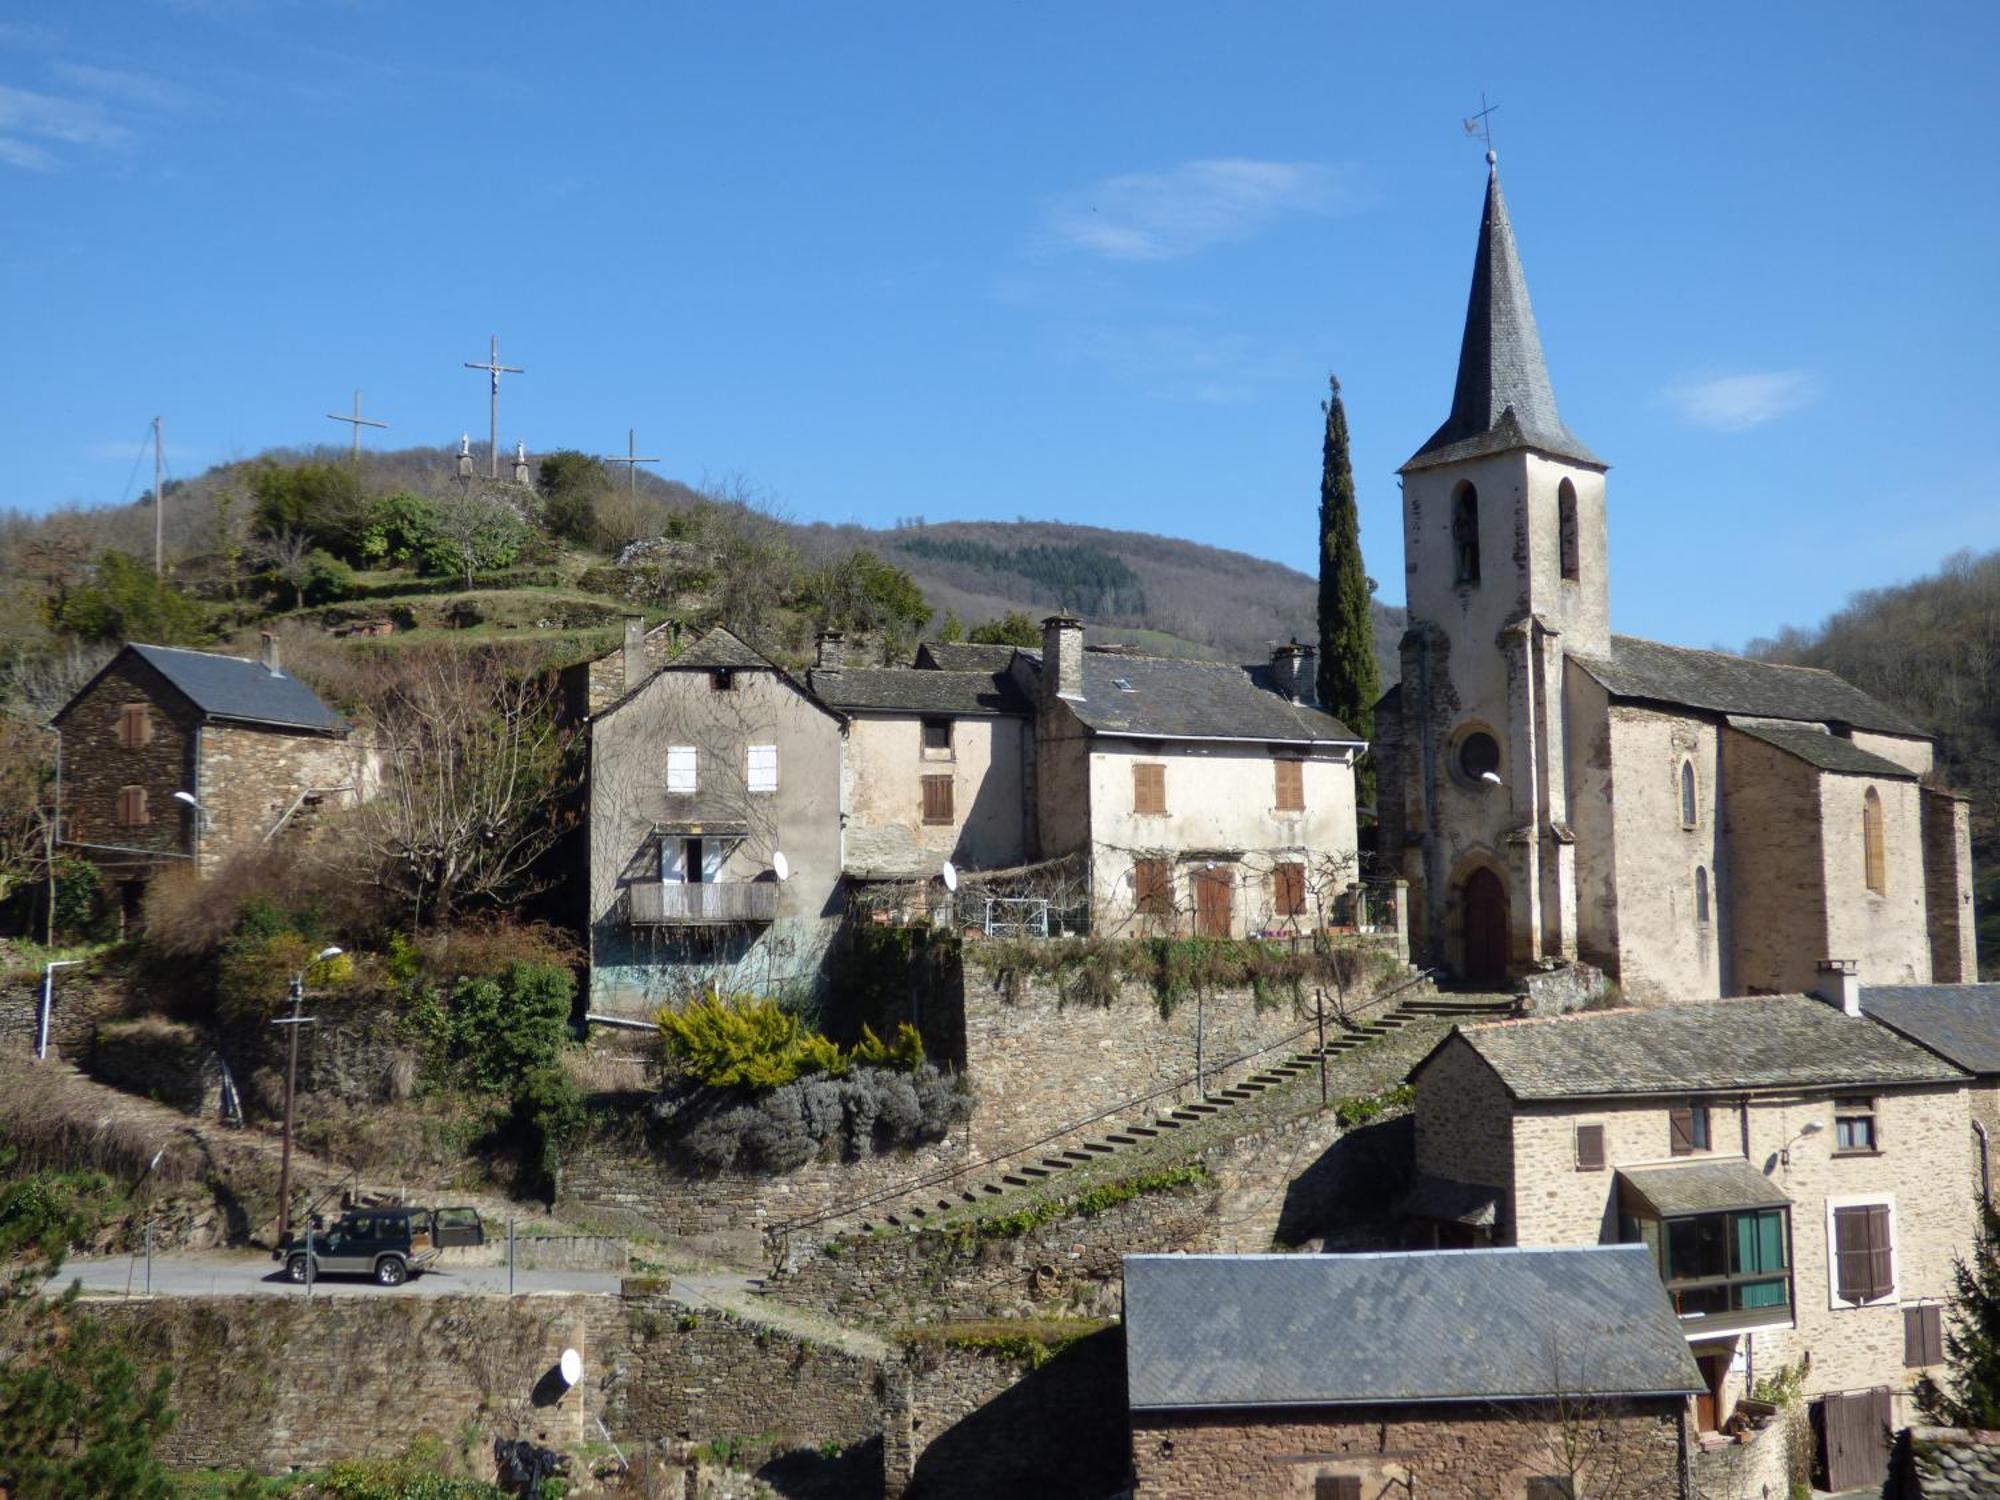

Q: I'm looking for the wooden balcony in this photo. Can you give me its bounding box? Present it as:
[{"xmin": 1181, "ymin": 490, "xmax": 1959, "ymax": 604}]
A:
[{"xmin": 628, "ymin": 881, "xmax": 778, "ymax": 925}]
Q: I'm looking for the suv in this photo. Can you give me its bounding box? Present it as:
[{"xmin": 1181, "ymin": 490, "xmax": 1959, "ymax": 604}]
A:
[{"xmin": 280, "ymin": 1206, "xmax": 483, "ymax": 1287}]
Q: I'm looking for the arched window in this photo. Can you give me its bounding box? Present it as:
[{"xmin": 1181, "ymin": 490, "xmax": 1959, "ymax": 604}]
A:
[
  {"xmin": 1863, "ymin": 787, "xmax": 1886, "ymax": 894},
  {"xmin": 1694, "ymin": 866, "xmax": 1711, "ymax": 925},
  {"xmin": 1679, "ymin": 761, "xmax": 1698, "ymax": 828},
  {"xmin": 1451, "ymin": 482, "xmax": 1481, "ymax": 585},
  {"xmin": 1558, "ymin": 478, "xmax": 1580, "ymax": 582}
]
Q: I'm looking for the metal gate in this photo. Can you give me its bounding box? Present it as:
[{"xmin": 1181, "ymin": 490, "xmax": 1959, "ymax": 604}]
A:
[{"xmin": 1821, "ymin": 1386, "xmax": 1893, "ymax": 1491}]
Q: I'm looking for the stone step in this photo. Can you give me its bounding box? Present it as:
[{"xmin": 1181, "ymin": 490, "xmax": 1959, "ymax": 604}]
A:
[
  {"xmin": 1126, "ymin": 1125, "xmax": 1162, "ymax": 1137},
  {"xmin": 1152, "ymin": 1117, "xmax": 1186, "ymax": 1129},
  {"xmin": 1019, "ymin": 1166, "xmax": 1053, "ymax": 1179},
  {"xmin": 1105, "ymin": 1133, "xmax": 1139, "ymax": 1145},
  {"xmin": 1082, "ymin": 1141, "xmax": 1116, "ymax": 1154},
  {"xmin": 1001, "ymin": 1174, "xmax": 1031, "ymax": 1187},
  {"xmin": 1061, "ymin": 1150, "xmax": 1097, "ymax": 1162},
  {"xmin": 981, "ymin": 1183, "xmax": 1003, "ymax": 1195},
  {"xmin": 1039, "ymin": 1158, "xmax": 1075, "ymax": 1171}
]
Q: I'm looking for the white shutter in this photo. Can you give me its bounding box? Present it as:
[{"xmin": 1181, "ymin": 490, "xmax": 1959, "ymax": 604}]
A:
[
  {"xmin": 660, "ymin": 838, "xmax": 688, "ymax": 884},
  {"xmin": 666, "ymin": 745, "xmax": 697, "ymax": 793},
  {"xmin": 747, "ymin": 744, "xmax": 778, "ymax": 793}
]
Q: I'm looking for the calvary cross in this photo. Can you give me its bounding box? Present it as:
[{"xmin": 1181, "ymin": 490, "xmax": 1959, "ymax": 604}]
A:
[
  {"xmin": 603, "ymin": 427, "xmax": 661, "ymax": 495},
  {"xmin": 463, "ymin": 336, "xmax": 524, "ymax": 478},
  {"xmin": 325, "ymin": 389, "xmax": 388, "ymax": 463}
]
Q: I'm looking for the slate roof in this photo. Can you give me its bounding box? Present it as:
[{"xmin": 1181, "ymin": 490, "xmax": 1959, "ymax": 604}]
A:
[
  {"xmin": 1123, "ymin": 1247, "xmax": 1701, "ymax": 1411},
  {"xmin": 913, "ymin": 641, "xmax": 1021, "ymax": 673},
  {"xmin": 1404, "ymin": 166, "xmax": 1601, "ymax": 473},
  {"xmin": 1728, "ymin": 719, "xmax": 1919, "ymax": 779},
  {"xmin": 1897, "ymin": 1427, "xmax": 2000, "ymax": 1497},
  {"xmin": 1024, "ymin": 651, "xmax": 1361, "ymax": 745},
  {"xmin": 669, "ymin": 626, "xmax": 770, "ymax": 671},
  {"xmin": 1573, "ymin": 635, "xmax": 1927, "ymax": 738},
  {"xmin": 1434, "ymin": 995, "xmax": 1965, "ymax": 1101},
  {"xmin": 1861, "ymin": 985, "xmax": 2000, "ymax": 1076},
  {"xmin": 1618, "ymin": 1159, "xmax": 1790, "ymax": 1218},
  {"xmin": 807, "ymin": 667, "xmax": 1029, "ymax": 717},
  {"xmin": 81, "ymin": 643, "xmax": 343, "ymax": 734}
]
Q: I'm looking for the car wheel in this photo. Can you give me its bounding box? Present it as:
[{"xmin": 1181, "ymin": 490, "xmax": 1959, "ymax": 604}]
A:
[
  {"xmin": 286, "ymin": 1254, "xmax": 309, "ymax": 1283},
  {"xmin": 374, "ymin": 1256, "xmax": 407, "ymax": 1287}
]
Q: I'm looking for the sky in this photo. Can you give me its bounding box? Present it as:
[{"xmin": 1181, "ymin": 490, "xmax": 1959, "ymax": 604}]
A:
[{"xmin": 2, "ymin": 2, "xmax": 1997, "ymax": 649}]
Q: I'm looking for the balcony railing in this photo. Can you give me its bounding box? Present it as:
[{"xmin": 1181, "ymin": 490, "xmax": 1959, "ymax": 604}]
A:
[{"xmin": 628, "ymin": 881, "xmax": 778, "ymax": 925}]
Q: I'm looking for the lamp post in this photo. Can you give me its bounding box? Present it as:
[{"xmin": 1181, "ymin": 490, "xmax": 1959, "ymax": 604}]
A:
[{"xmin": 273, "ymin": 946, "xmax": 342, "ymax": 1248}]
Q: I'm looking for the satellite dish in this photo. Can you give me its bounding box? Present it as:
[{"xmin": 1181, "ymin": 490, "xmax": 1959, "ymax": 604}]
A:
[
  {"xmin": 772, "ymin": 850, "xmax": 790, "ymax": 882},
  {"xmin": 1479, "ymin": 770, "xmax": 1504, "ymax": 787},
  {"xmin": 558, "ymin": 1349, "xmax": 582, "ymax": 1387},
  {"xmin": 941, "ymin": 860, "xmax": 958, "ymax": 893}
]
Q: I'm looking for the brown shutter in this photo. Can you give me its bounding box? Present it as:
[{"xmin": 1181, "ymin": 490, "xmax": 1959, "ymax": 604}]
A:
[
  {"xmin": 1575, "ymin": 1123, "xmax": 1605, "ymax": 1171},
  {"xmin": 1926, "ymin": 1304, "xmax": 1945, "ymax": 1365},
  {"xmin": 1669, "ymin": 1107, "xmax": 1695, "ymax": 1156},
  {"xmin": 117, "ymin": 785, "xmax": 150, "ymax": 827},
  {"xmin": 1274, "ymin": 862, "xmax": 1305, "ymax": 917},
  {"xmin": 1315, "ymin": 1478, "xmax": 1361, "ymax": 1500},
  {"xmin": 1867, "ymin": 1204, "xmax": 1894, "ymax": 1301},
  {"xmin": 1135, "ymin": 858, "xmax": 1171, "ymax": 916},
  {"xmin": 921, "ymin": 775, "xmax": 954, "ymax": 824},
  {"xmin": 1274, "ymin": 758, "xmax": 1304, "ymax": 811},
  {"xmin": 1905, "ymin": 1305, "xmax": 1944, "ymax": 1367},
  {"xmin": 119, "ymin": 704, "xmax": 152, "ymax": 749},
  {"xmin": 1133, "ymin": 762, "xmax": 1166, "ymax": 815},
  {"xmin": 1834, "ymin": 1207, "xmax": 1868, "ymax": 1302}
]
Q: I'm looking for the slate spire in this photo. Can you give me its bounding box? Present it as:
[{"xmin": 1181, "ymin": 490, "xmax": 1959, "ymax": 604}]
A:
[{"xmin": 1404, "ymin": 155, "xmax": 1601, "ymax": 471}]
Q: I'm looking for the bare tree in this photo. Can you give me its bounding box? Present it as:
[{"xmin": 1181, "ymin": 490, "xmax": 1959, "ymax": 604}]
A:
[
  {"xmin": 1496, "ymin": 1331, "xmax": 1693, "ymax": 1500},
  {"xmin": 430, "ymin": 486, "xmax": 527, "ymax": 590},
  {"xmin": 254, "ymin": 527, "xmax": 318, "ymax": 610}
]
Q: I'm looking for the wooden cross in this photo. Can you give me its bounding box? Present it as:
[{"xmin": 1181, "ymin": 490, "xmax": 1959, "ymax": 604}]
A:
[
  {"xmin": 462, "ymin": 335, "xmax": 524, "ymax": 478},
  {"xmin": 1463, "ymin": 93, "xmax": 1499, "ymax": 153},
  {"xmin": 325, "ymin": 389, "xmax": 388, "ymax": 462},
  {"xmin": 603, "ymin": 427, "xmax": 661, "ymax": 495}
]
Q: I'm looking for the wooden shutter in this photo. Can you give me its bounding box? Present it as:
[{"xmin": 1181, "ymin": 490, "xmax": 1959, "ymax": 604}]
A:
[
  {"xmin": 117, "ymin": 785, "xmax": 149, "ymax": 827},
  {"xmin": 1134, "ymin": 858, "xmax": 1171, "ymax": 916},
  {"xmin": 1906, "ymin": 1304, "xmax": 1944, "ymax": 1367},
  {"xmin": 1315, "ymin": 1477, "xmax": 1361, "ymax": 1500},
  {"xmin": 118, "ymin": 703, "xmax": 152, "ymax": 749},
  {"xmin": 1274, "ymin": 758, "xmax": 1305, "ymax": 811},
  {"xmin": 1670, "ymin": 1107, "xmax": 1695, "ymax": 1156},
  {"xmin": 1133, "ymin": 762, "xmax": 1166, "ymax": 815},
  {"xmin": 1575, "ymin": 1123, "xmax": 1605, "ymax": 1171},
  {"xmin": 921, "ymin": 774, "xmax": 954, "ymax": 825},
  {"xmin": 1836, "ymin": 1205, "xmax": 1894, "ymax": 1303},
  {"xmin": 1274, "ymin": 862, "xmax": 1306, "ymax": 917}
]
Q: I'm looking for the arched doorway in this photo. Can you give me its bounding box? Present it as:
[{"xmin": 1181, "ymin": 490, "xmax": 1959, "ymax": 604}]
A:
[{"xmin": 1460, "ymin": 868, "xmax": 1509, "ymax": 984}]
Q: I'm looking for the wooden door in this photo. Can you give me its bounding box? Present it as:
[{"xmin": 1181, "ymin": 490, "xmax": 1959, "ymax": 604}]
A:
[
  {"xmin": 1694, "ymin": 1354, "xmax": 1728, "ymax": 1433},
  {"xmin": 1461, "ymin": 868, "xmax": 1509, "ymax": 983},
  {"xmin": 1821, "ymin": 1387, "xmax": 1892, "ymax": 1491},
  {"xmin": 1191, "ymin": 866, "xmax": 1233, "ymax": 938}
]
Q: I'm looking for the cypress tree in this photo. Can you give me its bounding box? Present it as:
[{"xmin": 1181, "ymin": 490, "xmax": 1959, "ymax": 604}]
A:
[
  {"xmin": 1315, "ymin": 375, "xmax": 1379, "ymax": 781},
  {"xmin": 1918, "ymin": 1199, "xmax": 2000, "ymax": 1427}
]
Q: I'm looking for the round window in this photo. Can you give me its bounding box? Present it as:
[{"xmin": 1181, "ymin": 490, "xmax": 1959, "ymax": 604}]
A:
[{"xmin": 1458, "ymin": 731, "xmax": 1501, "ymax": 783}]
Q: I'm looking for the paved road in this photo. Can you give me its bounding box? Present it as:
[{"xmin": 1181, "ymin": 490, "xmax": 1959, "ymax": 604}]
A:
[{"xmin": 48, "ymin": 1252, "xmax": 627, "ymax": 1300}]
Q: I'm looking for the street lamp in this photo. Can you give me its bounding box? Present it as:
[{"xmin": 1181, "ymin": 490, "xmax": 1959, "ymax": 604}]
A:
[{"xmin": 273, "ymin": 946, "xmax": 342, "ymax": 1248}]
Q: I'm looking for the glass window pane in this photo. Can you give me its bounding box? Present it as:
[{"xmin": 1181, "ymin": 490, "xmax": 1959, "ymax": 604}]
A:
[{"xmin": 1737, "ymin": 1278, "xmax": 1788, "ymax": 1311}]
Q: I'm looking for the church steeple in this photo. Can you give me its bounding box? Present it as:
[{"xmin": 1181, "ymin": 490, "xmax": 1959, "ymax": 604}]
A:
[{"xmin": 1404, "ymin": 156, "xmax": 1601, "ymax": 472}]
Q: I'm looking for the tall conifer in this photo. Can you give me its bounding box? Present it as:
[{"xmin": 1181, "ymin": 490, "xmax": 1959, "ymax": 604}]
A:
[{"xmin": 1316, "ymin": 375, "xmax": 1378, "ymax": 782}]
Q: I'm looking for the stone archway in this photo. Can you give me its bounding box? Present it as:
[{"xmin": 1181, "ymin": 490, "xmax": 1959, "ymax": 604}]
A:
[{"xmin": 1460, "ymin": 867, "xmax": 1509, "ymax": 985}]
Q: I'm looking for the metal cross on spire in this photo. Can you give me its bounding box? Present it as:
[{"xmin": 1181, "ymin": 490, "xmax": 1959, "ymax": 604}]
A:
[
  {"xmin": 602, "ymin": 427, "xmax": 661, "ymax": 495},
  {"xmin": 325, "ymin": 389, "xmax": 388, "ymax": 463},
  {"xmin": 1462, "ymin": 92, "xmax": 1500, "ymax": 156},
  {"xmin": 462, "ymin": 336, "xmax": 524, "ymax": 478}
]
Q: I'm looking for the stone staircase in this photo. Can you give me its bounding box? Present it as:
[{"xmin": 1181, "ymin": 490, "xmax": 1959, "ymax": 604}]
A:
[{"xmin": 848, "ymin": 989, "xmax": 1517, "ymax": 1236}]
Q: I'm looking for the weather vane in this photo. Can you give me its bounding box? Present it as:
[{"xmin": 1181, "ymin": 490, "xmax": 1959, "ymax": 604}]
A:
[{"xmin": 1463, "ymin": 93, "xmax": 1499, "ymax": 157}]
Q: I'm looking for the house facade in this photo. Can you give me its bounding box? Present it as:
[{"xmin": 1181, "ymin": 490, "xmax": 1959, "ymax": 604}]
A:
[
  {"xmin": 1373, "ymin": 160, "xmax": 1977, "ymax": 997},
  {"xmin": 1860, "ymin": 981, "xmax": 2000, "ymax": 1202},
  {"xmin": 1408, "ymin": 993, "xmax": 1974, "ymax": 1484}
]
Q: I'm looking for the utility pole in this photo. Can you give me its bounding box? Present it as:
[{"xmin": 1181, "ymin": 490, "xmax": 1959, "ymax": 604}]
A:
[
  {"xmin": 272, "ymin": 946, "xmax": 341, "ymax": 1247},
  {"xmin": 152, "ymin": 417, "xmax": 164, "ymax": 575},
  {"xmin": 462, "ymin": 336, "xmax": 524, "ymax": 479},
  {"xmin": 326, "ymin": 389, "xmax": 388, "ymax": 463},
  {"xmin": 602, "ymin": 427, "xmax": 661, "ymax": 496}
]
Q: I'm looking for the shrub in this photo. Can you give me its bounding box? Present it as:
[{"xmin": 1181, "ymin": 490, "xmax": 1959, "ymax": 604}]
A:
[
  {"xmin": 655, "ymin": 992, "xmax": 924, "ymax": 1090},
  {"xmin": 656, "ymin": 1062, "xmax": 970, "ymax": 1175}
]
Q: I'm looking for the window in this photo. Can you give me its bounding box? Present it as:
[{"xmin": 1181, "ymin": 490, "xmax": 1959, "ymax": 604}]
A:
[
  {"xmin": 1575, "ymin": 1123, "xmax": 1605, "ymax": 1171},
  {"xmin": 1315, "ymin": 1479, "xmax": 1361, "ymax": 1500},
  {"xmin": 746, "ymin": 744, "xmax": 778, "ymax": 794},
  {"xmin": 1832, "ymin": 1203, "xmax": 1895, "ymax": 1305},
  {"xmin": 1458, "ymin": 731, "xmax": 1501, "ymax": 784},
  {"xmin": 921, "ymin": 774, "xmax": 954, "ymax": 825},
  {"xmin": 710, "ymin": 668, "xmax": 734, "ymax": 692},
  {"xmin": 1133, "ymin": 762, "xmax": 1166, "ymax": 815},
  {"xmin": 666, "ymin": 745, "xmax": 697, "ymax": 793},
  {"xmin": 1528, "ymin": 1480, "xmax": 1575, "ymax": 1500},
  {"xmin": 920, "ymin": 717, "xmax": 952, "ymax": 755},
  {"xmin": 1658, "ymin": 1207, "xmax": 1791, "ymax": 1319},
  {"xmin": 1695, "ymin": 866, "xmax": 1711, "ymax": 926},
  {"xmin": 1557, "ymin": 478, "xmax": 1580, "ymax": 582},
  {"xmin": 1452, "ymin": 481, "xmax": 1481, "ymax": 584},
  {"xmin": 117, "ymin": 703, "xmax": 152, "ymax": 749},
  {"xmin": 1273, "ymin": 758, "xmax": 1305, "ymax": 812},
  {"xmin": 1863, "ymin": 786, "xmax": 1886, "ymax": 894},
  {"xmin": 1680, "ymin": 760, "xmax": 1698, "ymax": 828},
  {"xmin": 1134, "ymin": 857, "xmax": 1172, "ymax": 917},
  {"xmin": 662, "ymin": 836, "xmax": 730, "ymax": 884},
  {"xmin": 1834, "ymin": 1099, "xmax": 1878, "ymax": 1154},
  {"xmin": 116, "ymin": 785, "xmax": 149, "ymax": 827},
  {"xmin": 1273, "ymin": 862, "xmax": 1306, "ymax": 918},
  {"xmin": 1906, "ymin": 1304, "xmax": 1945, "ymax": 1367},
  {"xmin": 1670, "ymin": 1104, "xmax": 1711, "ymax": 1156}
]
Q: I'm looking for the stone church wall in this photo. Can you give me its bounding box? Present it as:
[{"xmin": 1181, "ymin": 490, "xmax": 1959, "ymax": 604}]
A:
[
  {"xmin": 1923, "ymin": 787, "xmax": 1979, "ymax": 982},
  {"xmin": 1819, "ymin": 771, "xmax": 1931, "ymax": 985},
  {"xmin": 1604, "ymin": 706, "xmax": 1723, "ymax": 1003},
  {"xmin": 1848, "ymin": 729, "xmax": 1934, "ymax": 778},
  {"xmin": 1722, "ymin": 731, "xmax": 1829, "ymax": 995}
]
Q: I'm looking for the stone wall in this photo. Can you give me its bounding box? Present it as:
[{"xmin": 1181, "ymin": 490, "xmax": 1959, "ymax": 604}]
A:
[
  {"xmin": 1722, "ymin": 729, "xmax": 1829, "ymax": 996},
  {"xmin": 1605, "ymin": 706, "xmax": 1724, "ymax": 1003},
  {"xmin": 0, "ymin": 959, "xmax": 128, "ymax": 1060},
  {"xmin": 194, "ymin": 721, "xmax": 363, "ymax": 876},
  {"xmin": 54, "ymin": 650, "xmax": 201, "ymax": 881},
  {"xmin": 89, "ymin": 1016, "xmax": 218, "ymax": 1112},
  {"xmin": 1922, "ymin": 787, "xmax": 1979, "ymax": 983}
]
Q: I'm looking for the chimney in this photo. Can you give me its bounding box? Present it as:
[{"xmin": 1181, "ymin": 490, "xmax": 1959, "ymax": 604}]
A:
[
  {"xmin": 816, "ymin": 631, "xmax": 846, "ymax": 670},
  {"xmin": 259, "ymin": 630, "xmax": 281, "ymax": 675},
  {"xmin": 1816, "ymin": 958, "xmax": 1862, "ymax": 1018},
  {"xmin": 1271, "ymin": 641, "xmax": 1317, "ymax": 706},
  {"xmin": 1041, "ymin": 616, "xmax": 1084, "ymax": 703},
  {"xmin": 622, "ymin": 616, "xmax": 646, "ymax": 689}
]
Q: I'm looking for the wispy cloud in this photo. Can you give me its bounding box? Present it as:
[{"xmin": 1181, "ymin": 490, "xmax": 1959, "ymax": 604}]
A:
[
  {"xmin": 1047, "ymin": 317, "xmax": 1303, "ymax": 405},
  {"xmin": 0, "ymin": 81, "xmax": 133, "ymax": 170},
  {"xmin": 1662, "ymin": 370, "xmax": 1816, "ymax": 432},
  {"xmin": 1043, "ymin": 158, "xmax": 1352, "ymax": 262},
  {"xmin": 52, "ymin": 61, "xmax": 203, "ymax": 113}
]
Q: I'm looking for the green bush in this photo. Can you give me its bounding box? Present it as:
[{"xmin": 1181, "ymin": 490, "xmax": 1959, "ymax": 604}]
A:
[
  {"xmin": 55, "ymin": 550, "xmax": 208, "ymax": 645},
  {"xmin": 655, "ymin": 993, "xmax": 922, "ymax": 1090}
]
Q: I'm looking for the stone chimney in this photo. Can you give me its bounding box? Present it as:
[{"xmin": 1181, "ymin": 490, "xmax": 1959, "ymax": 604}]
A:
[
  {"xmin": 815, "ymin": 631, "xmax": 846, "ymax": 670},
  {"xmin": 259, "ymin": 630, "xmax": 281, "ymax": 675},
  {"xmin": 1270, "ymin": 641, "xmax": 1317, "ymax": 706},
  {"xmin": 622, "ymin": 616, "xmax": 646, "ymax": 690},
  {"xmin": 1816, "ymin": 958, "xmax": 1862, "ymax": 1018},
  {"xmin": 1041, "ymin": 616, "xmax": 1084, "ymax": 703}
]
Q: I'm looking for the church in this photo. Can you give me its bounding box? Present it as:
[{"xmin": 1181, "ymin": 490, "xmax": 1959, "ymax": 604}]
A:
[{"xmin": 1374, "ymin": 158, "xmax": 1978, "ymax": 1002}]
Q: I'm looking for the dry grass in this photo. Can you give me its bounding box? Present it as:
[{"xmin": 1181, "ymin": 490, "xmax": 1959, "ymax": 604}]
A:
[{"xmin": 0, "ymin": 1056, "xmax": 205, "ymax": 1187}]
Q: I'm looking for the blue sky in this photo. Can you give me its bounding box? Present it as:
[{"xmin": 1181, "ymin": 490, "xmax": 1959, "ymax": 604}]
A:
[{"xmin": 2, "ymin": 2, "xmax": 1996, "ymax": 648}]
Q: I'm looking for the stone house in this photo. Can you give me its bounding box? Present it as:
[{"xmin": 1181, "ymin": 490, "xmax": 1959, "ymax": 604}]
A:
[
  {"xmin": 574, "ymin": 625, "xmax": 846, "ymax": 1015},
  {"xmin": 1123, "ymin": 1246, "xmax": 1702, "ymax": 1499},
  {"xmin": 1373, "ymin": 160, "xmax": 1977, "ymax": 997},
  {"xmin": 1407, "ymin": 992, "xmax": 1974, "ymax": 1488},
  {"xmin": 1859, "ymin": 981, "xmax": 2000, "ymax": 1203},
  {"xmin": 51, "ymin": 637, "xmax": 360, "ymax": 915},
  {"xmin": 1019, "ymin": 616, "xmax": 1365, "ymax": 940}
]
